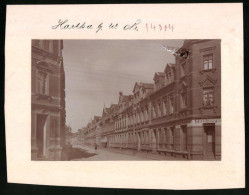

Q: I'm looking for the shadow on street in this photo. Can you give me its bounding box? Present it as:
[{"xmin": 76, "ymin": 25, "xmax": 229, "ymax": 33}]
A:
[{"xmin": 62, "ymin": 146, "xmax": 97, "ymax": 160}]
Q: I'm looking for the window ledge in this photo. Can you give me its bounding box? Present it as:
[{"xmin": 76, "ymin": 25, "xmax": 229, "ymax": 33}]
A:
[
  {"xmin": 34, "ymin": 93, "xmax": 52, "ymax": 101},
  {"xmin": 200, "ymin": 68, "xmax": 216, "ymax": 74},
  {"xmin": 199, "ymin": 106, "xmax": 218, "ymax": 113}
]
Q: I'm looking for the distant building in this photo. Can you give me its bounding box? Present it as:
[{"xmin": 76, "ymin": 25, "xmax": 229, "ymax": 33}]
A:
[
  {"xmin": 82, "ymin": 39, "xmax": 221, "ymax": 160},
  {"xmin": 31, "ymin": 40, "xmax": 66, "ymax": 160}
]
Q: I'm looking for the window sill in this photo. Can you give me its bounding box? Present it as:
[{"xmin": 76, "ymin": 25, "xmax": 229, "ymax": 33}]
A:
[
  {"xmin": 34, "ymin": 93, "xmax": 52, "ymax": 101},
  {"xmin": 199, "ymin": 68, "xmax": 216, "ymax": 74},
  {"xmin": 199, "ymin": 106, "xmax": 218, "ymax": 113}
]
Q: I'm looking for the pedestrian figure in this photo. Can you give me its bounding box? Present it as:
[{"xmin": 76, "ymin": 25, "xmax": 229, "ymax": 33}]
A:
[{"xmin": 95, "ymin": 143, "xmax": 97, "ymax": 151}]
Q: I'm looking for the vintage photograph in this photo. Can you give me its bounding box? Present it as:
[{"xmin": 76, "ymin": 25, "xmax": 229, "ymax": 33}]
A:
[{"xmin": 31, "ymin": 39, "xmax": 221, "ymax": 161}]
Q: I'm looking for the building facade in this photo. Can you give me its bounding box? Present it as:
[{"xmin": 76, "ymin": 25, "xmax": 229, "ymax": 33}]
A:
[
  {"xmin": 31, "ymin": 40, "xmax": 66, "ymax": 160},
  {"xmin": 82, "ymin": 39, "xmax": 221, "ymax": 160}
]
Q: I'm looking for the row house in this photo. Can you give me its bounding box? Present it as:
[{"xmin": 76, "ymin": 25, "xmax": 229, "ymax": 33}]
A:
[
  {"xmin": 31, "ymin": 40, "xmax": 66, "ymax": 160},
  {"xmin": 108, "ymin": 39, "xmax": 221, "ymax": 160},
  {"xmin": 83, "ymin": 116, "xmax": 101, "ymax": 146}
]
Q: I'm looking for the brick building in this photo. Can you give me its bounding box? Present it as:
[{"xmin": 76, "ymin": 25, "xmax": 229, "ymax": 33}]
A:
[
  {"xmin": 82, "ymin": 39, "xmax": 221, "ymax": 160},
  {"xmin": 31, "ymin": 40, "xmax": 66, "ymax": 160}
]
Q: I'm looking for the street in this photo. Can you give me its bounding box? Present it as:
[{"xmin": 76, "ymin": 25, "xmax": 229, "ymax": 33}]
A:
[
  {"xmin": 71, "ymin": 145, "xmax": 151, "ymax": 161},
  {"xmin": 70, "ymin": 145, "xmax": 186, "ymax": 161}
]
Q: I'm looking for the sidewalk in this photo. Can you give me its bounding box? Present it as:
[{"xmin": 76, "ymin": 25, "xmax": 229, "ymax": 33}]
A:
[
  {"xmin": 100, "ymin": 146, "xmax": 186, "ymax": 161},
  {"xmin": 74, "ymin": 145, "xmax": 186, "ymax": 161}
]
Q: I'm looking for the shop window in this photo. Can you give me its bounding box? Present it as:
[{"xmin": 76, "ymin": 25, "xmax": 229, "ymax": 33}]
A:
[
  {"xmin": 50, "ymin": 119, "xmax": 58, "ymax": 138},
  {"xmin": 181, "ymin": 125, "xmax": 187, "ymax": 151},
  {"xmin": 203, "ymin": 54, "xmax": 213, "ymax": 70},
  {"xmin": 170, "ymin": 127, "xmax": 175, "ymax": 150},
  {"xmin": 203, "ymin": 89, "xmax": 214, "ymax": 107}
]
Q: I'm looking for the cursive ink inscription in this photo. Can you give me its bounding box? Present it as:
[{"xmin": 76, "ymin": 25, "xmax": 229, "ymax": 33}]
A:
[
  {"xmin": 51, "ymin": 19, "xmax": 174, "ymax": 33},
  {"xmin": 52, "ymin": 19, "xmax": 93, "ymax": 30}
]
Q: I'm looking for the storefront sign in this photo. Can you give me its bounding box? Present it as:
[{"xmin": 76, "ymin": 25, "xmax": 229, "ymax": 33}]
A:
[{"xmin": 193, "ymin": 118, "xmax": 221, "ymax": 124}]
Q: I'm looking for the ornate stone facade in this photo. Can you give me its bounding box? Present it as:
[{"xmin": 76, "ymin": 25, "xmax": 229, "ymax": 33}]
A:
[{"xmin": 31, "ymin": 40, "xmax": 66, "ymax": 160}]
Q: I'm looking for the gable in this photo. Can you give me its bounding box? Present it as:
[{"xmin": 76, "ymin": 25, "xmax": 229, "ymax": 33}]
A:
[{"xmin": 133, "ymin": 82, "xmax": 140, "ymax": 93}]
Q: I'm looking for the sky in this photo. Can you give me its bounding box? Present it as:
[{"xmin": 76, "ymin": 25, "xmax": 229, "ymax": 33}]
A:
[{"xmin": 62, "ymin": 40, "xmax": 183, "ymax": 132}]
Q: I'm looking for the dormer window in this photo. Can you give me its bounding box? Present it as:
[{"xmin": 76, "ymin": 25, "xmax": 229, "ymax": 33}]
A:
[{"xmin": 165, "ymin": 68, "xmax": 175, "ymax": 85}]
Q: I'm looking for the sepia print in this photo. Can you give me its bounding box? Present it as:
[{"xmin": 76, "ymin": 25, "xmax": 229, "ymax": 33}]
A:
[{"xmin": 31, "ymin": 39, "xmax": 221, "ymax": 161}]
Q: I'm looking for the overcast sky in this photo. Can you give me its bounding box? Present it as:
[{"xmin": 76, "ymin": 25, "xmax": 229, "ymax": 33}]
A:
[{"xmin": 62, "ymin": 40, "xmax": 183, "ymax": 132}]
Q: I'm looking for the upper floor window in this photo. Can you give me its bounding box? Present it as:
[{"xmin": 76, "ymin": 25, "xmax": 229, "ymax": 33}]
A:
[
  {"xmin": 169, "ymin": 97, "xmax": 174, "ymax": 114},
  {"xmin": 53, "ymin": 40, "xmax": 59, "ymax": 56},
  {"xmin": 163, "ymin": 100, "xmax": 167, "ymax": 116},
  {"xmin": 203, "ymin": 89, "xmax": 214, "ymax": 107},
  {"xmin": 154, "ymin": 80, "xmax": 160, "ymax": 90},
  {"xmin": 37, "ymin": 71, "xmax": 48, "ymax": 95},
  {"xmin": 140, "ymin": 111, "xmax": 144, "ymax": 122},
  {"xmin": 157, "ymin": 103, "xmax": 161, "ymax": 117},
  {"xmin": 165, "ymin": 69, "xmax": 175, "ymax": 85},
  {"xmin": 152, "ymin": 104, "xmax": 156, "ymax": 119},
  {"xmin": 43, "ymin": 40, "xmax": 50, "ymax": 51},
  {"xmin": 180, "ymin": 63, "xmax": 186, "ymax": 77},
  {"xmin": 180, "ymin": 92, "xmax": 187, "ymax": 109},
  {"xmin": 203, "ymin": 54, "xmax": 213, "ymax": 70}
]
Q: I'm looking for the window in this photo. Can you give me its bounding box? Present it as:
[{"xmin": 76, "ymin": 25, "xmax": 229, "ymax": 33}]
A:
[
  {"xmin": 50, "ymin": 119, "xmax": 58, "ymax": 138},
  {"xmin": 53, "ymin": 40, "xmax": 59, "ymax": 56},
  {"xmin": 181, "ymin": 125, "xmax": 187, "ymax": 151},
  {"xmin": 180, "ymin": 63, "xmax": 186, "ymax": 77},
  {"xmin": 141, "ymin": 111, "xmax": 144, "ymax": 122},
  {"xmin": 165, "ymin": 68, "xmax": 174, "ymax": 85},
  {"xmin": 144, "ymin": 109, "xmax": 148, "ymax": 121},
  {"xmin": 203, "ymin": 89, "xmax": 214, "ymax": 107},
  {"xmin": 152, "ymin": 104, "xmax": 156, "ymax": 119},
  {"xmin": 203, "ymin": 54, "xmax": 213, "ymax": 70},
  {"xmin": 43, "ymin": 40, "xmax": 50, "ymax": 51},
  {"xmin": 170, "ymin": 127, "xmax": 174, "ymax": 150},
  {"xmin": 169, "ymin": 97, "xmax": 174, "ymax": 114},
  {"xmin": 180, "ymin": 92, "xmax": 187, "ymax": 109},
  {"xmin": 37, "ymin": 71, "xmax": 48, "ymax": 95},
  {"xmin": 163, "ymin": 100, "xmax": 167, "ymax": 116},
  {"xmin": 157, "ymin": 103, "xmax": 161, "ymax": 117}
]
